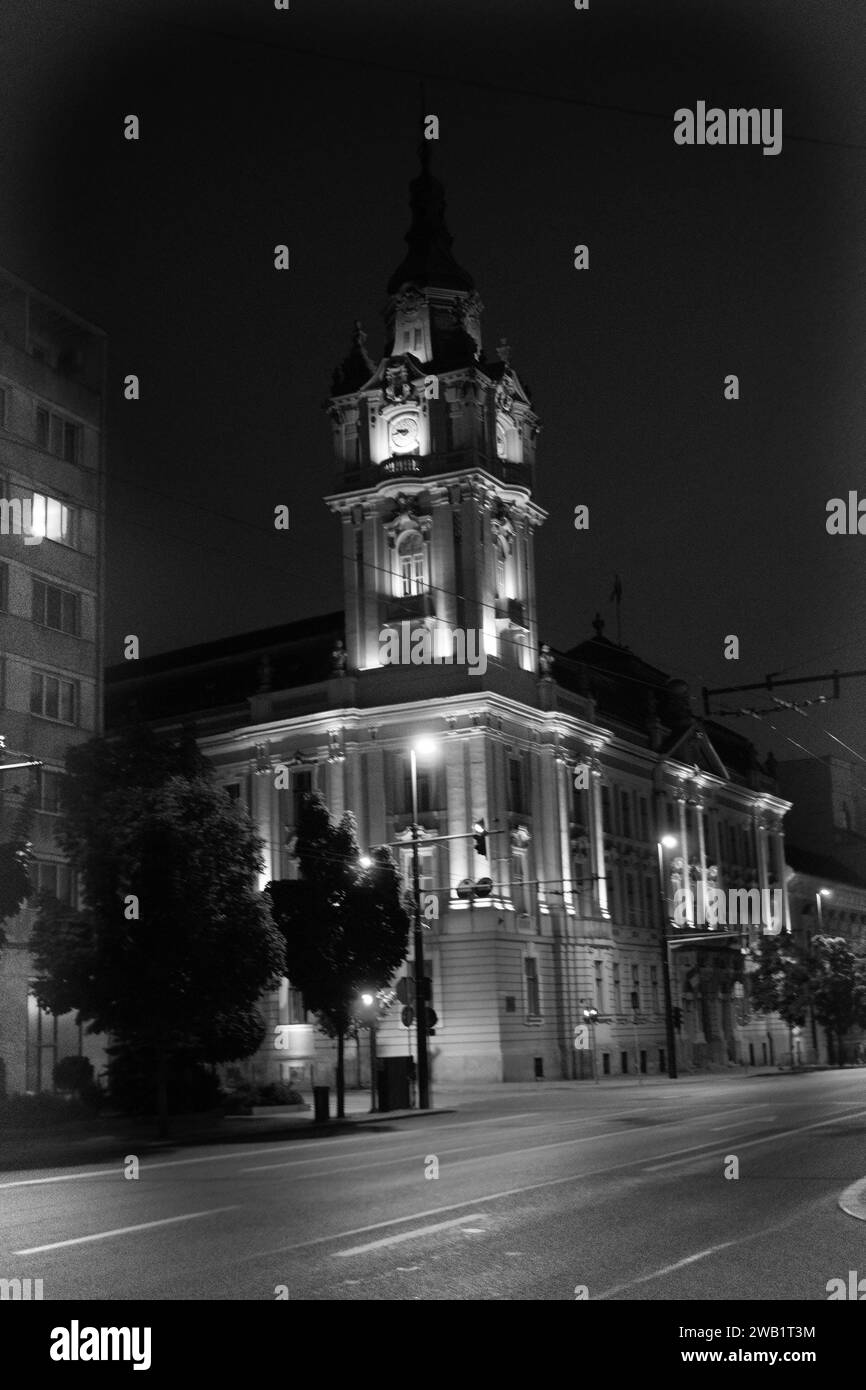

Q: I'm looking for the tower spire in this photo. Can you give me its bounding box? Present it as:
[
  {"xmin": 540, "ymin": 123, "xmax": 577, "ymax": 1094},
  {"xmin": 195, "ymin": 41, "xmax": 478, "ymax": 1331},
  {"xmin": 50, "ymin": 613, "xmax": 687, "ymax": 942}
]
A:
[{"xmin": 387, "ymin": 126, "xmax": 474, "ymax": 296}]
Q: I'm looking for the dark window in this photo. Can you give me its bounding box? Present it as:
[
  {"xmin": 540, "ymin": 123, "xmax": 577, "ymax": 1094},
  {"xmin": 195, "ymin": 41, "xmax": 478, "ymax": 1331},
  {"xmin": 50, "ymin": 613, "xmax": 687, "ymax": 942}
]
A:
[
  {"xmin": 524, "ymin": 957, "xmax": 540, "ymax": 1016},
  {"xmin": 225, "ymin": 782, "xmax": 241, "ymax": 802},
  {"xmin": 602, "ymin": 784, "xmax": 614, "ymax": 835},
  {"xmin": 621, "ymin": 1051, "xmax": 629, "ymax": 1074},
  {"xmin": 62, "ymin": 421, "xmax": 79, "ymax": 464},
  {"xmin": 30, "ymin": 671, "xmax": 77, "ymax": 724},
  {"xmin": 32, "ymin": 579, "xmax": 80, "ymax": 635},
  {"xmin": 602, "ymin": 1053, "xmax": 611, "ymax": 1075},
  {"xmin": 0, "ymin": 386, "xmax": 6, "ymax": 428},
  {"xmin": 0, "ymin": 561, "xmax": 7, "ymax": 611},
  {"xmin": 39, "ymin": 770, "xmax": 65, "ymax": 814},
  {"xmin": 505, "ymin": 996, "xmax": 516, "ymax": 1014},
  {"xmin": 508, "ymin": 756, "xmax": 524, "ymax": 812},
  {"xmin": 659, "ymin": 1049, "xmax": 666, "ymax": 1073},
  {"xmin": 620, "ymin": 789, "xmax": 632, "ymax": 839},
  {"xmin": 402, "ymin": 758, "xmax": 433, "ymax": 813},
  {"xmin": 292, "ymin": 770, "xmax": 313, "ymax": 826},
  {"xmin": 36, "ymin": 407, "xmax": 50, "ymax": 448}
]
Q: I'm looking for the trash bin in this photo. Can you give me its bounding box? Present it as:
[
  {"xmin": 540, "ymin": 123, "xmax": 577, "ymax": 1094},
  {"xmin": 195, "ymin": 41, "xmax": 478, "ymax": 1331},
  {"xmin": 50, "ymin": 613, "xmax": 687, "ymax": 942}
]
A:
[{"xmin": 313, "ymin": 1085, "xmax": 330, "ymax": 1122}]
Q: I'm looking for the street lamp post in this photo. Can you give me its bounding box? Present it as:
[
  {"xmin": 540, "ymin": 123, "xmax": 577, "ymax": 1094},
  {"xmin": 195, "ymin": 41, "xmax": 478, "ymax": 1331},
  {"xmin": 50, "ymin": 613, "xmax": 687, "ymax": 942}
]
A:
[
  {"xmin": 410, "ymin": 739, "xmax": 435, "ymax": 1110},
  {"xmin": 656, "ymin": 835, "xmax": 678, "ymax": 1080}
]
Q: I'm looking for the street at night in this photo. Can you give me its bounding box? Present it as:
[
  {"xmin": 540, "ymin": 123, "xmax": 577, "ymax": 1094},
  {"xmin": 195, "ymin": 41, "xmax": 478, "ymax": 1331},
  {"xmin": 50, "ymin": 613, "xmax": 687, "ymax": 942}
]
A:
[{"xmin": 2, "ymin": 1070, "xmax": 866, "ymax": 1302}]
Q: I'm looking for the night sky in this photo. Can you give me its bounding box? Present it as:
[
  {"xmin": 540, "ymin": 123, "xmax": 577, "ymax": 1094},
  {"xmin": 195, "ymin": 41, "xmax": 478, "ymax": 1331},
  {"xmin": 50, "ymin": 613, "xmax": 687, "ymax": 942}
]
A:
[{"xmin": 3, "ymin": 0, "xmax": 866, "ymax": 774}]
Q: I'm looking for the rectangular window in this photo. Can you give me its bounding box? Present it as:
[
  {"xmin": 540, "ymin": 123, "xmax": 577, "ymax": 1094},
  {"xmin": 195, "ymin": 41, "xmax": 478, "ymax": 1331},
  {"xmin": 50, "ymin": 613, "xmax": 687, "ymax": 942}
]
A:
[
  {"xmin": 601, "ymin": 784, "xmax": 615, "ymax": 835},
  {"xmin": 620, "ymin": 789, "xmax": 632, "ymax": 839},
  {"xmin": 28, "ymin": 491, "xmax": 76, "ymax": 547},
  {"xmin": 496, "ymin": 553, "xmax": 506, "ymax": 597},
  {"xmin": 35, "ymin": 860, "xmax": 75, "ymax": 906},
  {"xmin": 36, "ymin": 407, "xmax": 50, "ymax": 449},
  {"xmin": 399, "ymin": 847, "xmax": 434, "ymax": 895},
  {"xmin": 0, "ymin": 386, "xmax": 6, "ymax": 428},
  {"xmin": 639, "ymin": 797, "xmax": 649, "ymax": 843},
  {"xmin": 225, "ymin": 781, "xmax": 242, "ymax": 802},
  {"xmin": 30, "ymin": 671, "xmax": 78, "ymax": 724},
  {"xmin": 651, "ymin": 965, "xmax": 659, "ymax": 1012},
  {"xmin": 631, "ymin": 963, "xmax": 641, "ymax": 1010},
  {"xmin": 508, "ymin": 756, "xmax": 524, "ymax": 813},
  {"xmin": 402, "ymin": 758, "xmax": 433, "ymax": 814},
  {"xmin": 62, "ymin": 420, "xmax": 79, "ymax": 464},
  {"xmin": 625, "ymin": 871, "xmax": 637, "ymax": 922},
  {"xmin": 612, "ymin": 963, "xmax": 622, "ymax": 1013},
  {"xmin": 512, "ymin": 852, "xmax": 527, "ymax": 915},
  {"xmin": 0, "ymin": 561, "xmax": 7, "ymax": 611},
  {"xmin": 291, "ymin": 769, "xmax": 313, "ymax": 827},
  {"xmin": 39, "ymin": 770, "xmax": 66, "ymax": 815},
  {"xmin": 594, "ymin": 959, "xmax": 604, "ymax": 1012},
  {"xmin": 524, "ymin": 957, "xmax": 540, "ymax": 1016},
  {"xmin": 286, "ymin": 986, "xmax": 306, "ymax": 1024},
  {"xmin": 32, "ymin": 578, "xmax": 80, "ymax": 635}
]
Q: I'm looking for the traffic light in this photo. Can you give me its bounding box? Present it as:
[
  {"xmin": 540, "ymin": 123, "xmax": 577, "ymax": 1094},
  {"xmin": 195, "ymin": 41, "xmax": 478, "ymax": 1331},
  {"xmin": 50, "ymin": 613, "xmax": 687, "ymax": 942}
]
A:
[
  {"xmin": 472, "ymin": 819, "xmax": 487, "ymax": 858},
  {"xmin": 672, "ymin": 1005, "xmax": 683, "ymax": 1032}
]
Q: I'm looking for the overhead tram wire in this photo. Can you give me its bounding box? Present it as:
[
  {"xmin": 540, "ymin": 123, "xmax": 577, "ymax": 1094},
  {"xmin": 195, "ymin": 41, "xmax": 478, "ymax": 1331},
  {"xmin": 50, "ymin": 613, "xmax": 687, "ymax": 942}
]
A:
[{"xmin": 65, "ymin": 0, "xmax": 866, "ymax": 155}]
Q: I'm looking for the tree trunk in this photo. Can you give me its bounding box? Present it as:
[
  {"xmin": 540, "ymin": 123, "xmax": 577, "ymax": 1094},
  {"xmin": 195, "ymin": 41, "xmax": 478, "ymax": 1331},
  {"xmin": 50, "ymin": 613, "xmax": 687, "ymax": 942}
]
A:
[
  {"xmin": 156, "ymin": 1050, "xmax": 170, "ymax": 1138},
  {"xmin": 336, "ymin": 1030, "xmax": 345, "ymax": 1119}
]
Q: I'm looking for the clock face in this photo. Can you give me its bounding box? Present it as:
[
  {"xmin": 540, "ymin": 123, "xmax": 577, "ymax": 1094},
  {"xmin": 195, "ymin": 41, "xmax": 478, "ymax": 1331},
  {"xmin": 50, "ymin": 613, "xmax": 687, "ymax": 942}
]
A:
[
  {"xmin": 389, "ymin": 413, "xmax": 419, "ymax": 454},
  {"xmin": 496, "ymin": 419, "xmax": 507, "ymax": 460}
]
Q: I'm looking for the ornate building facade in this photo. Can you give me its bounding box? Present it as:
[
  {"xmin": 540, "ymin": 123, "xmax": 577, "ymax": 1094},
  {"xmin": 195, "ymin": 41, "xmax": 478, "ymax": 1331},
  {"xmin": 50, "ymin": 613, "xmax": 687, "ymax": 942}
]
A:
[{"xmin": 107, "ymin": 149, "xmax": 794, "ymax": 1087}]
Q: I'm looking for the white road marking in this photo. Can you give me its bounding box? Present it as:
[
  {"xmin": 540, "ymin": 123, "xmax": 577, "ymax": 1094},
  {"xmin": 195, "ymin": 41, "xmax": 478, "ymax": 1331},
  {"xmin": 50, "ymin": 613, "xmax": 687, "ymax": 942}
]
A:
[
  {"xmin": 334, "ymin": 1214, "xmax": 485, "ymax": 1257},
  {"xmin": 709, "ymin": 1115, "xmax": 777, "ymax": 1131},
  {"xmin": 14, "ymin": 1205, "xmax": 240, "ymax": 1256},
  {"xmin": 644, "ymin": 1107, "xmax": 866, "ymax": 1172},
  {"xmin": 839, "ymin": 1176, "xmax": 866, "ymax": 1220},
  {"xmin": 242, "ymin": 1105, "xmax": 866, "ymax": 1263},
  {"xmin": 597, "ymin": 1239, "xmax": 739, "ymax": 1298}
]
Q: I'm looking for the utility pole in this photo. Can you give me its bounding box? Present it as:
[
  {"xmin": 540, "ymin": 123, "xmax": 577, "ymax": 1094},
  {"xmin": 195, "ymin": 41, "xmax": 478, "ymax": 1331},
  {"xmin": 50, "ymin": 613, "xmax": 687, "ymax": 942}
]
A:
[{"xmin": 409, "ymin": 747, "xmax": 430, "ymax": 1111}]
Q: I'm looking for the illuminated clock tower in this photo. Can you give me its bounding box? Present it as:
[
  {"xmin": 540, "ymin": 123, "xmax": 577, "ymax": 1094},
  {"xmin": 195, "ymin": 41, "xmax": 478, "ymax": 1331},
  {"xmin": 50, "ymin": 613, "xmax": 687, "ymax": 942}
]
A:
[{"xmin": 325, "ymin": 141, "xmax": 547, "ymax": 686}]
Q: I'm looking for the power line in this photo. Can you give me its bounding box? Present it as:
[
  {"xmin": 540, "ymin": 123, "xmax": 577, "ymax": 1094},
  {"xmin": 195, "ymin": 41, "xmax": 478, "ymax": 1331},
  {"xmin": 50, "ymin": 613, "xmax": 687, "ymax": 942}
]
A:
[{"xmin": 60, "ymin": 0, "xmax": 866, "ymax": 154}]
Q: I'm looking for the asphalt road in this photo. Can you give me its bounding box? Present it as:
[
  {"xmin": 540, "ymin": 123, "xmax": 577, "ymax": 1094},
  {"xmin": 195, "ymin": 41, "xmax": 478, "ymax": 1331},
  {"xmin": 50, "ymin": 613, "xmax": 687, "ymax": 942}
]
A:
[{"xmin": 2, "ymin": 1071, "xmax": 866, "ymax": 1300}]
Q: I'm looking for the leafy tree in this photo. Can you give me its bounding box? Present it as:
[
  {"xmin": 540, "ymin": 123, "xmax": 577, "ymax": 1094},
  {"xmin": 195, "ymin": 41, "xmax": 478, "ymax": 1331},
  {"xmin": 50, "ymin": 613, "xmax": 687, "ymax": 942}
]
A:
[
  {"xmin": 0, "ymin": 782, "xmax": 35, "ymax": 951},
  {"xmin": 748, "ymin": 933, "xmax": 812, "ymax": 1067},
  {"xmin": 810, "ymin": 936, "xmax": 866, "ymax": 1067},
  {"xmin": 268, "ymin": 791, "xmax": 410, "ymax": 1118},
  {"xmin": 30, "ymin": 728, "xmax": 285, "ymax": 1134}
]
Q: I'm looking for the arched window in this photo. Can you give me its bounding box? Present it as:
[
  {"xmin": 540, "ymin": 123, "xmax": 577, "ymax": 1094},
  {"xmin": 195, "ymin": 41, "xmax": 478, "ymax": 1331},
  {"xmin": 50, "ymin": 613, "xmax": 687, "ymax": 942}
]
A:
[{"xmin": 398, "ymin": 530, "xmax": 425, "ymax": 597}]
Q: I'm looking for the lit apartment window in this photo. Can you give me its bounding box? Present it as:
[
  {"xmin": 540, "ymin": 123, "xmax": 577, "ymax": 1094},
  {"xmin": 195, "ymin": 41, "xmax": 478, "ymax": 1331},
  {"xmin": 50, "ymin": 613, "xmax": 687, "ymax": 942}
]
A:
[
  {"xmin": 32, "ymin": 579, "xmax": 80, "ymax": 636},
  {"xmin": 398, "ymin": 531, "xmax": 425, "ymax": 596},
  {"xmin": 524, "ymin": 957, "xmax": 540, "ymax": 1016},
  {"xmin": 28, "ymin": 492, "xmax": 76, "ymax": 547},
  {"xmin": 30, "ymin": 671, "xmax": 78, "ymax": 724}
]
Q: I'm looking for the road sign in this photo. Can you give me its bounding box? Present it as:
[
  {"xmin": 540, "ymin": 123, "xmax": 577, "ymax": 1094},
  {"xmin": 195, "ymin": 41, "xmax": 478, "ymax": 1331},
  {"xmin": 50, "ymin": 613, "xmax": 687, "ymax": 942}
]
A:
[
  {"xmin": 573, "ymin": 1025, "xmax": 590, "ymax": 1050},
  {"xmin": 400, "ymin": 1005, "xmax": 415, "ymax": 1028}
]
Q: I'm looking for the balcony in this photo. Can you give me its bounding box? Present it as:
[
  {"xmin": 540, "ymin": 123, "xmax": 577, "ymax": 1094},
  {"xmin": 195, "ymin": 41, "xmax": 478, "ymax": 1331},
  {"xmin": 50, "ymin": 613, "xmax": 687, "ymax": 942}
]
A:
[
  {"xmin": 496, "ymin": 597, "xmax": 527, "ymax": 629},
  {"xmin": 338, "ymin": 451, "xmax": 534, "ymax": 492},
  {"xmin": 385, "ymin": 592, "xmax": 435, "ymax": 624}
]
